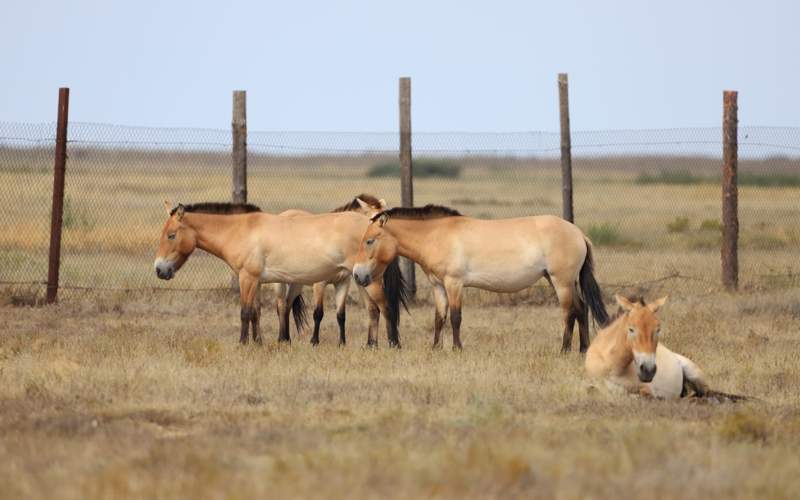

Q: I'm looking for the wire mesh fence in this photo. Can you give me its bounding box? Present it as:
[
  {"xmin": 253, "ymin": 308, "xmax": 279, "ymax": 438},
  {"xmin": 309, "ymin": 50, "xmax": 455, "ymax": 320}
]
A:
[{"xmin": 1, "ymin": 122, "xmax": 799, "ymax": 294}]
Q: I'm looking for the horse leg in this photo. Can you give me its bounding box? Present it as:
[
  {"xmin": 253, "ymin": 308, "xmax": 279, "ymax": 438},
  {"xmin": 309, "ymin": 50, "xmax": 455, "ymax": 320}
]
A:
[
  {"xmin": 238, "ymin": 273, "xmax": 260, "ymax": 345},
  {"xmin": 333, "ymin": 279, "xmax": 350, "ymax": 346},
  {"xmin": 431, "ymin": 282, "xmax": 448, "ymax": 349},
  {"xmin": 444, "ymin": 279, "xmax": 464, "ymax": 350},
  {"xmin": 552, "ymin": 277, "xmax": 578, "ymax": 353},
  {"xmin": 279, "ymin": 283, "xmax": 303, "ymax": 344},
  {"xmin": 577, "ymin": 299, "xmax": 590, "ymax": 353},
  {"xmin": 251, "ymin": 283, "xmax": 262, "ymax": 345},
  {"xmin": 274, "ymin": 283, "xmax": 291, "ymax": 343},
  {"xmin": 366, "ymin": 280, "xmax": 400, "ymax": 348},
  {"xmin": 358, "ymin": 286, "xmax": 380, "ymax": 348},
  {"xmin": 310, "ymin": 282, "xmax": 325, "ymax": 345}
]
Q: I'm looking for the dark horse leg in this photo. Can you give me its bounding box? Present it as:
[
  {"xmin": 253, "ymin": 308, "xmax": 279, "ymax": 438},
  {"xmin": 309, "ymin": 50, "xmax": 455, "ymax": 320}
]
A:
[
  {"xmin": 276, "ymin": 283, "xmax": 303, "ymax": 343},
  {"xmin": 431, "ymin": 283, "xmax": 448, "ymax": 349},
  {"xmin": 445, "ymin": 281, "xmax": 463, "ymax": 350},
  {"xmin": 577, "ymin": 300, "xmax": 590, "ymax": 353},
  {"xmin": 310, "ymin": 282, "xmax": 325, "ymax": 346},
  {"xmin": 333, "ymin": 280, "xmax": 350, "ymax": 346},
  {"xmin": 250, "ymin": 284, "xmax": 262, "ymax": 344},
  {"xmin": 238, "ymin": 272, "xmax": 261, "ymax": 345}
]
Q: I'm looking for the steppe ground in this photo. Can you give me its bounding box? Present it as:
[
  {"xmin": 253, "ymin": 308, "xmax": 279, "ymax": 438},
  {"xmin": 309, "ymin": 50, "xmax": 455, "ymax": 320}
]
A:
[
  {"xmin": 1, "ymin": 153, "xmax": 800, "ymax": 498},
  {"xmin": 1, "ymin": 285, "xmax": 800, "ymax": 499}
]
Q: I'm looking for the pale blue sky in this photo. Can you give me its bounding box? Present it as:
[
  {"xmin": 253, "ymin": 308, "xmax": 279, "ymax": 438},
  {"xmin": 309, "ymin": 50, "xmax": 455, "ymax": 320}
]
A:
[{"xmin": 1, "ymin": 0, "xmax": 796, "ymax": 131}]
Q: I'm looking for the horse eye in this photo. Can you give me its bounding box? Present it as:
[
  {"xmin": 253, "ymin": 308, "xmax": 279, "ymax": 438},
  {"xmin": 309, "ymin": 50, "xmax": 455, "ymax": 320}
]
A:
[
  {"xmin": 366, "ymin": 239, "xmax": 375, "ymax": 246},
  {"xmin": 627, "ymin": 327, "xmax": 636, "ymax": 336},
  {"xmin": 168, "ymin": 233, "xmax": 176, "ymax": 240}
]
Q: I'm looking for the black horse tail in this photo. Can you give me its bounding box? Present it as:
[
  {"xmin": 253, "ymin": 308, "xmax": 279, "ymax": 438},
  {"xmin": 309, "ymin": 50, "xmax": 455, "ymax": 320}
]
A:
[
  {"xmin": 382, "ymin": 257, "xmax": 410, "ymax": 347},
  {"xmin": 578, "ymin": 238, "xmax": 609, "ymax": 327},
  {"xmin": 291, "ymin": 292, "xmax": 309, "ymax": 335}
]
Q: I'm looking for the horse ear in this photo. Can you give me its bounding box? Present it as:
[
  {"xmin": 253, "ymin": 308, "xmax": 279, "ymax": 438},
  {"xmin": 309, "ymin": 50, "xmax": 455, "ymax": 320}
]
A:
[
  {"xmin": 175, "ymin": 204, "xmax": 186, "ymax": 221},
  {"xmin": 615, "ymin": 295, "xmax": 636, "ymax": 312},
  {"xmin": 648, "ymin": 296, "xmax": 668, "ymax": 313},
  {"xmin": 377, "ymin": 213, "xmax": 389, "ymax": 227},
  {"xmin": 164, "ymin": 200, "xmax": 172, "ymax": 215},
  {"xmin": 355, "ymin": 198, "xmax": 370, "ymax": 211},
  {"xmin": 378, "ymin": 198, "xmax": 387, "ymax": 209}
]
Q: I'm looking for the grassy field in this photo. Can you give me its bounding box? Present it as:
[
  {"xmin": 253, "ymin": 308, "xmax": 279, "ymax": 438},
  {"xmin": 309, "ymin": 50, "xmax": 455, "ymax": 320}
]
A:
[
  {"xmin": 1, "ymin": 151, "xmax": 800, "ymax": 498},
  {"xmin": 1, "ymin": 285, "xmax": 799, "ymax": 499}
]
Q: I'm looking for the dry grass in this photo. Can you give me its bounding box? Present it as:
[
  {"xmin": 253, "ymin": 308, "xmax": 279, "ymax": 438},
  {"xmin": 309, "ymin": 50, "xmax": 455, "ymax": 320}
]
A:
[
  {"xmin": 1, "ymin": 284, "xmax": 800, "ymax": 499},
  {"xmin": 2, "ymin": 151, "xmax": 800, "ymax": 497}
]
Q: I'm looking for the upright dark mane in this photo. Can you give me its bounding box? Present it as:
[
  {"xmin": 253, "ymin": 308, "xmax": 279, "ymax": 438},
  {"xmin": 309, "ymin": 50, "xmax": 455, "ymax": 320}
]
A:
[
  {"xmin": 373, "ymin": 204, "xmax": 462, "ymax": 221},
  {"xmin": 171, "ymin": 202, "xmax": 261, "ymax": 216},
  {"xmin": 331, "ymin": 193, "xmax": 383, "ymax": 213}
]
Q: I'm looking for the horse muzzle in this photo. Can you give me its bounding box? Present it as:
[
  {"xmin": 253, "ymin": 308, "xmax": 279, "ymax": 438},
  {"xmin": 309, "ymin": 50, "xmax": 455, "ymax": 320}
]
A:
[
  {"xmin": 638, "ymin": 364, "xmax": 657, "ymax": 383},
  {"xmin": 154, "ymin": 260, "xmax": 175, "ymax": 280},
  {"xmin": 352, "ymin": 264, "xmax": 372, "ymax": 287}
]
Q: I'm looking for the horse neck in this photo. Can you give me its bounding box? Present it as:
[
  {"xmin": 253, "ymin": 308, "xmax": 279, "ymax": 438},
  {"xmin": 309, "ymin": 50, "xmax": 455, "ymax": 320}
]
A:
[
  {"xmin": 183, "ymin": 212, "xmax": 247, "ymax": 261},
  {"xmin": 384, "ymin": 218, "xmax": 441, "ymax": 266}
]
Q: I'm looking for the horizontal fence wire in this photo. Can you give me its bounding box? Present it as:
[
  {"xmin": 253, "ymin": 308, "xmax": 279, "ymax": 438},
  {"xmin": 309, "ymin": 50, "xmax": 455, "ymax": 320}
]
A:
[{"xmin": 1, "ymin": 123, "xmax": 800, "ymax": 296}]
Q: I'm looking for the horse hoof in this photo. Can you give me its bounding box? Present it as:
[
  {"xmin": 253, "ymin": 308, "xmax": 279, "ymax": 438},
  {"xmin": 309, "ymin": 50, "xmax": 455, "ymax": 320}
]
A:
[
  {"xmin": 452, "ymin": 344, "xmax": 463, "ymax": 352},
  {"xmin": 338, "ymin": 341, "xmax": 346, "ymax": 348},
  {"xmin": 365, "ymin": 341, "xmax": 378, "ymax": 349}
]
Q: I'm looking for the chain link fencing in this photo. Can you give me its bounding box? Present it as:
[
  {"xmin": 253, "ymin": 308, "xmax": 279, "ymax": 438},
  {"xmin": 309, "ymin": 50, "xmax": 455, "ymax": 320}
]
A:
[{"xmin": 1, "ymin": 123, "xmax": 799, "ymax": 296}]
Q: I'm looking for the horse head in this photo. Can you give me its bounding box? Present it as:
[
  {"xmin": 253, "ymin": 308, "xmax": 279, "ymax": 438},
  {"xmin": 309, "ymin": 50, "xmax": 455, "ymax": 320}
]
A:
[
  {"xmin": 615, "ymin": 295, "xmax": 668, "ymax": 383},
  {"xmin": 154, "ymin": 201, "xmax": 197, "ymax": 280}
]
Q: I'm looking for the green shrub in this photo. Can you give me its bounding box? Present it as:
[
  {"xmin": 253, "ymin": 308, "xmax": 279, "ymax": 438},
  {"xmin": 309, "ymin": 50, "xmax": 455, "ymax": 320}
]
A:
[
  {"xmin": 738, "ymin": 172, "xmax": 800, "ymax": 187},
  {"xmin": 667, "ymin": 216, "xmax": 690, "ymax": 233},
  {"xmin": 367, "ymin": 159, "xmax": 461, "ymax": 179},
  {"xmin": 636, "ymin": 170, "xmax": 704, "ymax": 185},
  {"xmin": 587, "ymin": 224, "xmax": 625, "ymax": 246},
  {"xmin": 699, "ymin": 219, "xmax": 723, "ymax": 232}
]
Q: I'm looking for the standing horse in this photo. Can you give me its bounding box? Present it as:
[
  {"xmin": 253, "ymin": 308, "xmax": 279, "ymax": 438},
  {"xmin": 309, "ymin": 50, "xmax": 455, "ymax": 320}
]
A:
[
  {"xmin": 585, "ymin": 295, "xmax": 746, "ymax": 400},
  {"xmin": 154, "ymin": 201, "xmax": 407, "ymax": 347},
  {"xmin": 278, "ymin": 194, "xmax": 387, "ymax": 345},
  {"xmin": 352, "ymin": 204, "xmax": 609, "ymax": 351}
]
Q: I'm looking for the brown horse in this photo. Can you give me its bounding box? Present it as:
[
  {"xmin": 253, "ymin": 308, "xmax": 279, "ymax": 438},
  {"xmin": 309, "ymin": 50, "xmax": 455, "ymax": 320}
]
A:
[
  {"xmin": 585, "ymin": 296, "xmax": 749, "ymax": 400},
  {"xmin": 352, "ymin": 204, "xmax": 609, "ymax": 351},
  {"xmin": 154, "ymin": 201, "xmax": 408, "ymax": 347},
  {"xmin": 278, "ymin": 194, "xmax": 387, "ymax": 345}
]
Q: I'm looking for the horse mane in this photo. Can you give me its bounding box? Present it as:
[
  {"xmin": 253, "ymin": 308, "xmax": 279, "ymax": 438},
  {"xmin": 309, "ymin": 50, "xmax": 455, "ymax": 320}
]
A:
[
  {"xmin": 171, "ymin": 202, "xmax": 262, "ymax": 216},
  {"xmin": 331, "ymin": 193, "xmax": 383, "ymax": 213},
  {"xmin": 373, "ymin": 204, "xmax": 462, "ymax": 221}
]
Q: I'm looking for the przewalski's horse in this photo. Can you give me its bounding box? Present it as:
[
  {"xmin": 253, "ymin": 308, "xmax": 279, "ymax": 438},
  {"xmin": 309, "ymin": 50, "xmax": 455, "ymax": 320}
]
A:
[
  {"xmin": 278, "ymin": 194, "xmax": 387, "ymax": 345},
  {"xmin": 585, "ymin": 295, "xmax": 748, "ymax": 400},
  {"xmin": 352, "ymin": 204, "xmax": 609, "ymax": 351},
  {"xmin": 154, "ymin": 201, "xmax": 408, "ymax": 347}
]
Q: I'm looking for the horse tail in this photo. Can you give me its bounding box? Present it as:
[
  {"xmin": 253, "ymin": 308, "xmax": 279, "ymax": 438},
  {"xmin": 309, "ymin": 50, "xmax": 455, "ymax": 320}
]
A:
[
  {"xmin": 578, "ymin": 237, "xmax": 609, "ymax": 327},
  {"xmin": 291, "ymin": 292, "xmax": 309, "ymax": 335},
  {"xmin": 701, "ymin": 390, "xmax": 762, "ymax": 403},
  {"xmin": 382, "ymin": 257, "xmax": 410, "ymax": 346}
]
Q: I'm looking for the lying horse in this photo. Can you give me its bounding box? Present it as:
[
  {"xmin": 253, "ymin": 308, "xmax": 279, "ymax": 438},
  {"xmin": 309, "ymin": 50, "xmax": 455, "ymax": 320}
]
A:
[
  {"xmin": 352, "ymin": 204, "xmax": 609, "ymax": 351},
  {"xmin": 278, "ymin": 194, "xmax": 387, "ymax": 345},
  {"xmin": 154, "ymin": 201, "xmax": 408, "ymax": 347},
  {"xmin": 585, "ymin": 295, "xmax": 747, "ymax": 400}
]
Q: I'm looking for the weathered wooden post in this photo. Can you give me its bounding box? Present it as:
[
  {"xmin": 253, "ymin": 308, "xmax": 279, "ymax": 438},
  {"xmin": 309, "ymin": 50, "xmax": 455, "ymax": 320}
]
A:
[
  {"xmin": 558, "ymin": 73, "xmax": 574, "ymax": 223},
  {"xmin": 46, "ymin": 87, "xmax": 69, "ymax": 304},
  {"xmin": 232, "ymin": 90, "xmax": 247, "ymax": 204},
  {"xmin": 721, "ymin": 90, "xmax": 739, "ymax": 290},
  {"xmin": 399, "ymin": 77, "xmax": 416, "ymax": 297},
  {"xmin": 231, "ymin": 90, "xmax": 247, "ymax": 292}
]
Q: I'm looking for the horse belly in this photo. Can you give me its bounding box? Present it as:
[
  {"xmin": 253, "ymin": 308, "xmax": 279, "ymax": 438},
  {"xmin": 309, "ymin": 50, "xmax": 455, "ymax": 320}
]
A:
[
  {"xmin": 261, "ymin": 258, "xmax": 347, "ymax": 285},
  {"xmin": 463, "ymin": 266, "xmax": 544, "ymax": 293}
]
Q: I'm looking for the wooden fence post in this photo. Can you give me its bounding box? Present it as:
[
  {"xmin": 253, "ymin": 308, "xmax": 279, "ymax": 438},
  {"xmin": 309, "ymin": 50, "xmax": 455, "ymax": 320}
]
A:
[
  {"xmin": 232, "ymin": 90, "xmax": 248, "ymax": 204},
  {"xmin": 722, "ymin": 90, "xmax": 739, "ymax": 291},
  {"xmin": 558, "ymin": 73, "xmax": 574, "ymax": 223},
  {"xmin": 231, "ymin": 90, "xmax": 247, "ymax": 292},
  {"xmin": 399, "ymin": 77, "xmax": 416, "ymax": 298},
  {"xmin": 46, "ymin": 87, "xmax": 69, "ymax": 304}
]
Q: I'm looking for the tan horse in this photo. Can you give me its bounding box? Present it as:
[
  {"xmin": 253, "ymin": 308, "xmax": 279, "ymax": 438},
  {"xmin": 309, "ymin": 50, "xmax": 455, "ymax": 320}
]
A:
[
  {"xmin": 278, "ymin": 194, "xmax": 387, "ymax": 345},
  {"xmin": 154, "ymin": 201, "xmax": 408, "ymax": 347},
  {"xmin": 584, "ymin": 295, "xmax": 711, "ymax": 398},
  {"xmin": 352, "ymin": 204, "xmax": 609, "ymax": 351}
]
